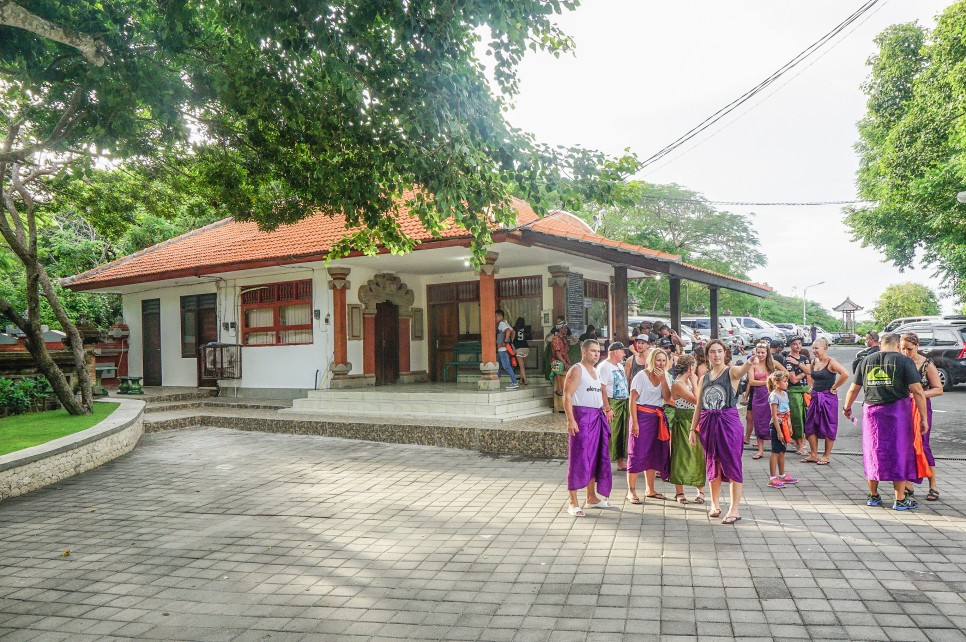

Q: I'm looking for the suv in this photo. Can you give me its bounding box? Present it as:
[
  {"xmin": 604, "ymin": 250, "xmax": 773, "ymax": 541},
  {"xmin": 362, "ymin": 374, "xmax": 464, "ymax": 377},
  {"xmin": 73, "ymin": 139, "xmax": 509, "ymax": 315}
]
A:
[
  {"xmin": 682, "ymin": 317, "xmax": 742, "ymax": 350},
  {"xmin": 883, "ymin": 316, "xmax": 942, "ymax": 333},
  {"xmin": 888, "ymin": 322, "xmax": 966, "ymax": 390},
  {"xmin": 735, "ymin": 317, "xmax": 785, "ymax": 343}
]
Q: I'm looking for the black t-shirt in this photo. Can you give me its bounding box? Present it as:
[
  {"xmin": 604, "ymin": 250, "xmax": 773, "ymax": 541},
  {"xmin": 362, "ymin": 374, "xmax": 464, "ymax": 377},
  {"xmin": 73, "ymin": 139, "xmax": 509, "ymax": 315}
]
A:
[
  {"xmin": 854, "ymin": 351, "xmax": 920, "ymax": 406},
  {"xmin": 513, "ymin": 326, "xmax": 530, "ymax": 349},
  {"xmin": 784, "ymin": 352, "xmax": 811, "ymax": 387},
  {"xmin": 772, "ymin": 352, "xmax": 786, "ymax": 367}
]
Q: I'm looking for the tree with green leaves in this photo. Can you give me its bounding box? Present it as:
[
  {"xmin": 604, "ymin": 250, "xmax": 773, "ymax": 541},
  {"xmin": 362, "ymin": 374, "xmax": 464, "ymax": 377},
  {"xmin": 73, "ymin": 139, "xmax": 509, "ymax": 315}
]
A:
[
  {"xmin": 869, "ymin": 282, "xmax": 940, "ymax": 329},
  {"xmin": 2, "ymin": 0, "xmax": 632, "ymax": 413},
  {"xmin": 848, "ymin": 4, "xmax": 966, "ymax": 301}
]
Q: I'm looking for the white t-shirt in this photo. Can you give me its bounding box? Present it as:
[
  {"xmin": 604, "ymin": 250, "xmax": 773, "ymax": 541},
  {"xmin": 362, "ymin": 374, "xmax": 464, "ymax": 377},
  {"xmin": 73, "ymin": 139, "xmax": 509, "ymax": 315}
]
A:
[
  {"xmin": 597, "ymin": 360, "xmax": 629, "ymax": 400},
  {"xmin": 630, "ymin": 369, "xmax": 671, "ymax": 407},
  {"xmin": 496, "ymin": 320, "xmax": 511, "ymax": 351}
]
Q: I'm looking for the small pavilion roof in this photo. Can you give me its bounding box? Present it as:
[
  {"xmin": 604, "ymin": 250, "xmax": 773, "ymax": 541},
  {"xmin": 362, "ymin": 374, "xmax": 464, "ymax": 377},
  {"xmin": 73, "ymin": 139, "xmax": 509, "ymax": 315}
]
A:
[{"xmin": 833, "ymin": 297, "xmax": 864, "ymax": 312}]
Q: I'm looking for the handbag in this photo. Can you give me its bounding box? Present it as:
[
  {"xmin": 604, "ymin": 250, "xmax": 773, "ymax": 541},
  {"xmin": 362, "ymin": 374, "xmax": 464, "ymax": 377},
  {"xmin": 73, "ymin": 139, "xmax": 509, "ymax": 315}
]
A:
[
  {"xmin": 505, "ymin": 343, "xmax": 517, "ymax": 368},
  {"xmin": 550, "ymin": 359, "xmax": 565, "ymax": 375}
]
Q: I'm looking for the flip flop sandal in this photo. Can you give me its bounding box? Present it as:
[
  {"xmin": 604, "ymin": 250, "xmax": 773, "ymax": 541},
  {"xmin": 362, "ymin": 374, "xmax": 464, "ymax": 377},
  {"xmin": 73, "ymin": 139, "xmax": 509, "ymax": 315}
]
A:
[
  {"xmin": 752, "ymin": 453, "xmax": 763, "ymax": 460},
  {"xmin": 585, "ymin": 499, "xmax": 612, "ymax": 509},
  {"xmin": 626, "ymin": 493, "xmax": 642, "ymax": 505},
  {"xmin": 801, "ymin": 458, "xmax": 818, "ymax": 464},
  {"xmin": 927, "ymin": 489, "xmax": 939, "ymax": 501},
  {"xmin": 675, "ymin": 493, "xmax": 688, "ymax": 505},
  {"xmin": 646, "ymin": 493, "xmax": 667, "ymax": 500},
  {"xmin": 567, "ymin": 505, "xmax": 586, "ymax": 517},
  {"xmin": 693, "ymin": 493, "xmax": 706, "ymax": 504},
  {"xmin": 816, "ymin": 459, "xmax": 830, "ymax": 465},
  {"xmin": 708, "ymin": 508, "xmax": 721, "ymax": 518},
  {"xmin": 721, "ymin": 515, "xmax": 742, "ymax": 525}
]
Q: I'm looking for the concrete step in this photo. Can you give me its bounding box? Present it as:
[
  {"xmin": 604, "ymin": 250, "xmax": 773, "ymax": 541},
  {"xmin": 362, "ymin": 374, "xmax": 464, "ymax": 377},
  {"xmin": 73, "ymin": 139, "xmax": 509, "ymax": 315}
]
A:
[
  {"xmin": 304, "ymin": 386, "xmax": 550, "ymax": 404},
  {"xmin": 144, "ymin": 398, "xmax": 292, "ymax": 413},
  {"xmin": 287, "ymin": 393, "xmax": 552, "ymax": 419}
]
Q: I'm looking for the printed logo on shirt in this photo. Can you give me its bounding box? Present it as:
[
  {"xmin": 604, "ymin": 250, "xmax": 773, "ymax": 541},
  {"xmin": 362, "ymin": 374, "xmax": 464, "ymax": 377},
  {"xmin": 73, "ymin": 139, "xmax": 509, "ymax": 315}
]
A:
[{"xmin": 865, "ymin": 364, "xmax": 894, "ymax": 386}]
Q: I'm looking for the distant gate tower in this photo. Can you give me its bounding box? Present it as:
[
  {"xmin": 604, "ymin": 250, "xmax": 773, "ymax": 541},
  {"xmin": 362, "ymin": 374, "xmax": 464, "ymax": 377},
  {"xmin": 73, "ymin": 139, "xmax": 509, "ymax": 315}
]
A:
[{"xmin": 833, "ymin": 297, "xmax": 863, "ymax": 334}]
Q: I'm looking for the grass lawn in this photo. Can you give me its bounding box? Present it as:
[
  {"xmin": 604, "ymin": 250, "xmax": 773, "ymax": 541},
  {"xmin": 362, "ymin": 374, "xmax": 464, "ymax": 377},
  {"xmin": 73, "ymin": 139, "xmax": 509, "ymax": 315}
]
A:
[{"xmin": 0, "ymin": 402, "xmax": 120, "ymax": 456}]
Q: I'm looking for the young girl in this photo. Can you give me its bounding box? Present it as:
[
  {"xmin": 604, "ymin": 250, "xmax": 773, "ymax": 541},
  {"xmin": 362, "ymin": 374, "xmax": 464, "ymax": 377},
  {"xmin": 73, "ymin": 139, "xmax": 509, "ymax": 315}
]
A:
[{"xmin": 767, "ymin": 371, "xmax": 798, "ymax": 489}]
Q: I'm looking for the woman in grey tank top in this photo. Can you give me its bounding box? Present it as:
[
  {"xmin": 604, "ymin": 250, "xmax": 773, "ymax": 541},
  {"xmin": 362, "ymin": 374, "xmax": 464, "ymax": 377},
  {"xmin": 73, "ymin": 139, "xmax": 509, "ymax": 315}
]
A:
[{"xmin": 688, "ymin": 340, "xmax": 758, "ymax": 524}]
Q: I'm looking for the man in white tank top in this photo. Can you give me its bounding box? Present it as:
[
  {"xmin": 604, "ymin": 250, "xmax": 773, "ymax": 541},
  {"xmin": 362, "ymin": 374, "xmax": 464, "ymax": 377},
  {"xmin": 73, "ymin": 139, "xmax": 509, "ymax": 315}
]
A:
[{"xmin": 563, "ymin": 339, "xmax": 615, "ymax": 517}]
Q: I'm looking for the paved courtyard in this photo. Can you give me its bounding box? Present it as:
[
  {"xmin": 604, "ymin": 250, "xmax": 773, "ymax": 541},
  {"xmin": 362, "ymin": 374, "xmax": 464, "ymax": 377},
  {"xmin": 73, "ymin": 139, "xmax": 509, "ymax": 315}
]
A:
[{"xmin": 2, "ymin": 427, "xmax": 966, "ymax": 641}]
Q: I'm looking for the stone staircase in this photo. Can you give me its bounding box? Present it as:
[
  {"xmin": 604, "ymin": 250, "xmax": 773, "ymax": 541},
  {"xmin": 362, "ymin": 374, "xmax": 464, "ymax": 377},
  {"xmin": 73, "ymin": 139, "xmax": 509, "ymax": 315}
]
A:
[{"xmin": 285, "ymin": 382, "xmax": 553, "ymax": 422}]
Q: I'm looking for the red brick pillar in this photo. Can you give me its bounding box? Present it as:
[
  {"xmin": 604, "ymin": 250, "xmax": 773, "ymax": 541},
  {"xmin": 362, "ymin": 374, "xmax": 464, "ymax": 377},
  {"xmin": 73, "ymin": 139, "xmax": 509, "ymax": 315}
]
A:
[
  {"xmin": 327, "ymin": 267, "xmax": 351, "ymax": 376},
  {"xmin": 398, "ymin": 316, "xmax": 411, "ymax": 373},
  {"xmin": 478, "ymin": 252, "xmax": 500, "ymax": 390},
  {"xmin": 363, "ymin": 314, "xmax": 376, "ymax": 375}
]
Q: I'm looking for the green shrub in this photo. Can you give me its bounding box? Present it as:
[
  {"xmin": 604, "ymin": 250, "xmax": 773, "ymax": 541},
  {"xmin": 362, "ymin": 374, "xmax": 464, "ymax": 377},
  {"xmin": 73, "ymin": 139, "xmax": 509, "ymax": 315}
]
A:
[{"xmin": 0, "ymin": 377, "xmax": 54, "ymax": 416}]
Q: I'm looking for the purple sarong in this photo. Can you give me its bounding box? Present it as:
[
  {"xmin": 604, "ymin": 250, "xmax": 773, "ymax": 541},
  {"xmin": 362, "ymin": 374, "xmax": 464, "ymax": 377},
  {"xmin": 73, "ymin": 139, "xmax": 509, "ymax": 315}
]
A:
[
  {"xmin": 627, "ymin": 404, "xmax": 670, "ymax": 480},
  {"xmin": 568, "ymin": 406, "xmax": 613, "ymax": 496},
  {"xmin": 698, "ymin": 408, "xmax": 744, "ymax": 484},
  {"xmin": 862, "ymin": 398, "xmax": 919, "ymax": 482},
  {"xmin": 750, "ymin": 384, "xmax": 771, "ymax": 441},
  {"xmin": 805, "ymin": 390, "xmax": 838, "ymax": 441},
  {"xmin": 923, "ymin": 399, "xmax": 935, "ymax": 467}
]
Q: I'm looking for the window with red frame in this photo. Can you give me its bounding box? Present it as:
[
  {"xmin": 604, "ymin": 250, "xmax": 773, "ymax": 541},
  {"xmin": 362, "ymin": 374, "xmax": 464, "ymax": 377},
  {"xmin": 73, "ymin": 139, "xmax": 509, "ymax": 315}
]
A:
[{"xmin": 240, "ymin": 280, "xmax": 313, "ymax": 346}]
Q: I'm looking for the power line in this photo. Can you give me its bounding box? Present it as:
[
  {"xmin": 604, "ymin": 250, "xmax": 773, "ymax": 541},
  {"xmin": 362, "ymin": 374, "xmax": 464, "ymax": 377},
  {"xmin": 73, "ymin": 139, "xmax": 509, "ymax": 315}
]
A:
[
  {"xmin": 636, "ymin": 195, "xmax": 872, "ymax": 207},
  {"xmin": 639, "ymin": 0, "xmax": 883, "ymax": 171},
  {"xmin": 642, "ymin": 0, "xmax": 893, "ymax": 176}
]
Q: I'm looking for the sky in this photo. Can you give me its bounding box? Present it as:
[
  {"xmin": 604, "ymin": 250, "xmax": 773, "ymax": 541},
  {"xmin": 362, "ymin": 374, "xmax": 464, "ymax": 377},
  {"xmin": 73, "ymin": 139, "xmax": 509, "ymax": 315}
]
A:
[{"xmin": 502, "ymin": 0, "xmax": 957, "ymax": 318}]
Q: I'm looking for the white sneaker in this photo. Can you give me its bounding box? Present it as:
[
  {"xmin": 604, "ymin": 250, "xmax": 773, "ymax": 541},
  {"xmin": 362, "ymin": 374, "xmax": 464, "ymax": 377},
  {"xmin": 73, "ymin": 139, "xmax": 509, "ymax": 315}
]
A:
[{"xmin": 506, "ymin": 383, "xmax": 520, "ymax": 390}]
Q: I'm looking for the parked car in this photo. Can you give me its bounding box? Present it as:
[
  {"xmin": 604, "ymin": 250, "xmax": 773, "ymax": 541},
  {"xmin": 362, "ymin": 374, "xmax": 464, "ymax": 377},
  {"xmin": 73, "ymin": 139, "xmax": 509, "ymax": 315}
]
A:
[
  {"xmin": 882, "ymin": 316, "xmax": 942, "ymax": 333},
  {"xmin": 891, "ymin": 321, "xmax": 966, "ymax": 390},
  {"xmin": 831, "ymin": 332, "xmax": 859, "ymax": 344},
  {"xmin": 774, "ymin": 323, "xmax": 801, "ymax": 342},
  {"xmin": 681, "ymin": 317, "xmax": 742, "ymax": 350},
  {"xmin": 626, "ymin": 316, "xmax": 692, "ymax": 353},
  {"xmin": 735, "ymin": 316, "xmax": 786, "ymax": 344}
]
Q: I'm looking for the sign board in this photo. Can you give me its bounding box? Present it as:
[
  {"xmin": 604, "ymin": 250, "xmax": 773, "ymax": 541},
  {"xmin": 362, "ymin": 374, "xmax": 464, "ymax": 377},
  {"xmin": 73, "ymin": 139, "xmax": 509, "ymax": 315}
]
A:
[{"xmin": 566, "ymin": 272, "xmax": 585, "ymax": 335}]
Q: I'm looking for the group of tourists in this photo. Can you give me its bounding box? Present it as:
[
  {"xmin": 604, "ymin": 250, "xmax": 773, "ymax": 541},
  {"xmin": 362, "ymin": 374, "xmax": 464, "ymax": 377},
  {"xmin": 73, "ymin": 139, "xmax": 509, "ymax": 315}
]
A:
[{"xmin": 562, "ymin": 329, "xmax": 943, "ymax": 522}]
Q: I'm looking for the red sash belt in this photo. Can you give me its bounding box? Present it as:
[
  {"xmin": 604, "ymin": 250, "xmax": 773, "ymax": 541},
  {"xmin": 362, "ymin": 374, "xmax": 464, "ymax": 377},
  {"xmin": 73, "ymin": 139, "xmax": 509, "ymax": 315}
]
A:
[
  {"xmin": 638, "ymin": 404, "xmax": 670, "ymax": 441},
  {"xmin": 911, "ymin": 400, "xmax": 933, "ymax": 478},
  {"xmin": 776, "ymin": 411, "xmax": 792, "ymax": 444}
]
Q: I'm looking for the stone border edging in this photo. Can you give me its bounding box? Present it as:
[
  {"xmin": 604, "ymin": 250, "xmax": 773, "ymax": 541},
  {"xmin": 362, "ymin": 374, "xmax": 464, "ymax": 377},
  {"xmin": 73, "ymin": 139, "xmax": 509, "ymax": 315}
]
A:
[
  {"xmin": 0, "ymin": 399, "xmax": 145, "ymax": 502},
  {"xmin": 146, "ymin": 414, "xmax": 568, "ymax": 459}
]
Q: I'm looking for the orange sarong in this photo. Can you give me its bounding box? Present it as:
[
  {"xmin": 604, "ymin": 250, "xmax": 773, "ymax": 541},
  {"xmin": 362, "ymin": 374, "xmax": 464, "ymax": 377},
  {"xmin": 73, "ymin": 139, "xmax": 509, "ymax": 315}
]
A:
[
  {"xmin": 638, "ymin": 404, "xmax": 670, "ymax": 441},
  {"xmin": 911, "ymin": 400, "xmax": 933, "ymax": 479}
]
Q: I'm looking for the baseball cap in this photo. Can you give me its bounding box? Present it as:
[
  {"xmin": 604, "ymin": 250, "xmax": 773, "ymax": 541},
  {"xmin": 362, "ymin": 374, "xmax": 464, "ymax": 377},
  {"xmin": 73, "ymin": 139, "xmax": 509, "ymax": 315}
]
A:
[
  {"xmin": 769, "ymin": 339, "xmax": 784, "ymax": 349},
  {"xmin": 788, "ymin": 335, "xmax": 803, "ymax": 344},
  {"xmin": 607, "ymin": 341, "xmax": 626, "ymax": 352},
  {"xmin": 635, "ymin": 334, "xmax": 651, "ymax": 343},
  {"xmin": 867, "ymin": 331, "xmax": 879, "ymax": 341}
]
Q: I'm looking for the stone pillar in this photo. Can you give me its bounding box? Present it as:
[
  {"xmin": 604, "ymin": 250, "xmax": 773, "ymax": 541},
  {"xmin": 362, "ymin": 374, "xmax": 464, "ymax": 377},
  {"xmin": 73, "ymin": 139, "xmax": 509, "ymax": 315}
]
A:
[
  {"xmin": 363, "ymin": 314, "xmax": 376, "ymax": 375},
  {"xmin": 479, "ymin": 252, "xmax": 500, "ymax": 391},
  {"xmin": 547, "ymin": 265, "xmax": 570, "ymax": 322},
  {"xmin": 710, "ymin": 287, "xmax": 719, "ymax": 340},
  {"xmin": 398, "ymin": 316, "xmax": 411, "ymax": 373},
  {"xmin": 613, "ymin": 266, "xmax": 628, "ymax": 343},
  {"xmin": 669, "ymin": 276, "xmax": 682, "ymax": 336},
  {"xmin": 327, "ymin": 267, "xmax": 351, "ymax": 375}
]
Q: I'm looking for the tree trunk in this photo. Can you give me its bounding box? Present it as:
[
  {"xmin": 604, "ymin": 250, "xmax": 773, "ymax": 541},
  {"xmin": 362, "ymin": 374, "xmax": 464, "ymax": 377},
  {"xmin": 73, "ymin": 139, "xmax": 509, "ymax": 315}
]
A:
[
  {"xmin": 0, "ymin": 297, "xmax": 87, "ymax": 415},
  {"xmin": 37, "ymin": 268, "xmax": 93, "ymax": 411}
]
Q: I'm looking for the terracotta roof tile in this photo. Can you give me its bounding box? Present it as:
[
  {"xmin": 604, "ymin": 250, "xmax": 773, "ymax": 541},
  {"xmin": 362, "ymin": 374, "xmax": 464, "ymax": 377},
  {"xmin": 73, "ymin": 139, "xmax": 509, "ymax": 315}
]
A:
[{"xmin": 65, "ymin": 193, "xmax": 539, "ymax": 290}]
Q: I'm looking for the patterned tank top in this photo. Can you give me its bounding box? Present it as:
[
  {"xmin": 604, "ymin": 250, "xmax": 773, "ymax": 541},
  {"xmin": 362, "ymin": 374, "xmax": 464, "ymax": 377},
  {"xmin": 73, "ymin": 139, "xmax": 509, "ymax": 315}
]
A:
[
  {"xmin": 919, "ymin": 359, "xmax": 934, "ymax": 390},
  {"xmin": 701, "ymin": 368, "xmax": 738, "ymax": 410},
  {"xmin": 674, "ymin": 379, "xmax": 696, "ymax": 410}
]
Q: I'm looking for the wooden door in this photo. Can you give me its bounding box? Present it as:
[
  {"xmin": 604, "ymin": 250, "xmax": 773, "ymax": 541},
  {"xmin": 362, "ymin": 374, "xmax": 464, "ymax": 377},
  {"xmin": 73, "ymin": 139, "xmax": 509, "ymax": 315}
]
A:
[
  {"xmin": 375, "ymin": 301, "xmax": 400, "ymax": 385},
  {"xmin": 142, "ymin": 299, "xmax": 162, "ymax": 387},
  {"xmin": 429, "ymin": 302, "xmax": 459, "ymax": 381},
  {"xmin": 197, "ymin": 307, "xmax": 219, "ymax": 387}
]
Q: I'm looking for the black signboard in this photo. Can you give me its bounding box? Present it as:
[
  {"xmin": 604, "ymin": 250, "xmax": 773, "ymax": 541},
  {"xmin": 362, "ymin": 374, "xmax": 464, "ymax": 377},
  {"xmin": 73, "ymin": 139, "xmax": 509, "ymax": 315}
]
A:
[{"xmin": 566, "ymin": 272, "xmax": 585, "ymax": 336}]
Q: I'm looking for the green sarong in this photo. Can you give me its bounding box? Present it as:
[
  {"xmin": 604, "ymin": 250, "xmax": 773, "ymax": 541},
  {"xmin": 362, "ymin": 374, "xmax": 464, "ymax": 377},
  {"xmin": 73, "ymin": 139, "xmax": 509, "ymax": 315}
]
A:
[
  {"xmin": 608, "ymin": 397, "xmax": 630, "ymax": 461},
  {"xmin": 669, "ymin": 407, "xmax": 706, "ymax": 487},
  {"xmin": 788, "ymin": 386, "xmax": 808, "ymax": 440}
]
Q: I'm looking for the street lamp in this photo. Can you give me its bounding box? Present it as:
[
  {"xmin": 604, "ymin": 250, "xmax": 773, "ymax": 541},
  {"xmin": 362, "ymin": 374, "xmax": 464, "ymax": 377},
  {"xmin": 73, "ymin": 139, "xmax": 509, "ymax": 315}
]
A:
[{"xmin": 802, "ymin": 281, "xmax": 825, "ymax": 326}]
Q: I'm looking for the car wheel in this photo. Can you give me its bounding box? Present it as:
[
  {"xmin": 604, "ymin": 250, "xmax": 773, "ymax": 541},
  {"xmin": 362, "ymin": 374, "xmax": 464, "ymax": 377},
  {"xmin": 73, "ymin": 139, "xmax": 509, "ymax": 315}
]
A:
[
  {"xmin": 937, "ymin": 367, "xmax": 953, "ymax": 391},
  {"xmin": 761, "ymin": 336, "xmax": 772, "ymax": 344}
]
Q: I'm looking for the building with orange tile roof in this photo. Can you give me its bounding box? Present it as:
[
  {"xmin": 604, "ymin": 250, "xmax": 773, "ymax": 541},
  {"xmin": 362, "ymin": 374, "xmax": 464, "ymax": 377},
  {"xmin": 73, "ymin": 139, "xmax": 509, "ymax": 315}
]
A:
[{"xmin": 65, "ymin": 199, "xmax": 768, "ymax": 395}]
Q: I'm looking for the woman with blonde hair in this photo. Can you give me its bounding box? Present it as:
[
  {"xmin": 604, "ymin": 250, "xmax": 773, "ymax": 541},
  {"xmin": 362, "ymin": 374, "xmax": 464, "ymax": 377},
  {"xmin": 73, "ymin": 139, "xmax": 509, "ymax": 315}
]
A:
[
  {"xmin": 800, "ymin": 338, "xmax": 849, "ymax": 465},
  {"xmin": 627, "ymin": 348, "xmax": 672, "ymax": 503},
  {"xmin": 900, "ymin": 332, "xmax": 943, "ymax": 500},
  {"xmin": 746, "ymin": 341, "xmax": 785, "ymax": 459}
]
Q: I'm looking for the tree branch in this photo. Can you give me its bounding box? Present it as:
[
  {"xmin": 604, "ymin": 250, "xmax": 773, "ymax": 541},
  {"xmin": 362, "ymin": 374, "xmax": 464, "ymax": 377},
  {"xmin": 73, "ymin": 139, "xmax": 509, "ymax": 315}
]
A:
[{"xmin": 0, "ymin": 1, "xmax": 107, "ymax": 66}]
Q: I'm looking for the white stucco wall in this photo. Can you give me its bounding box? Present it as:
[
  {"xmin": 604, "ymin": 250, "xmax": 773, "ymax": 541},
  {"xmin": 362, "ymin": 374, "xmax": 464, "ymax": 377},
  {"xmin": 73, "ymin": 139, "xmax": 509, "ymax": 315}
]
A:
[{"xmin": 121, "ymin": 265, "xmax": 332, "ymax": 390}]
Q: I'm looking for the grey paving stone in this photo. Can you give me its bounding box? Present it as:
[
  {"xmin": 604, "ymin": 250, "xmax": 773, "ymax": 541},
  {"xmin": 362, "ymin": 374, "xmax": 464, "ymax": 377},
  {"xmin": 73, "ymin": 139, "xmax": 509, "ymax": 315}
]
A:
[{"xmin": 1, "ymin": 428, "xmax": 966, "ymax": 642}]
